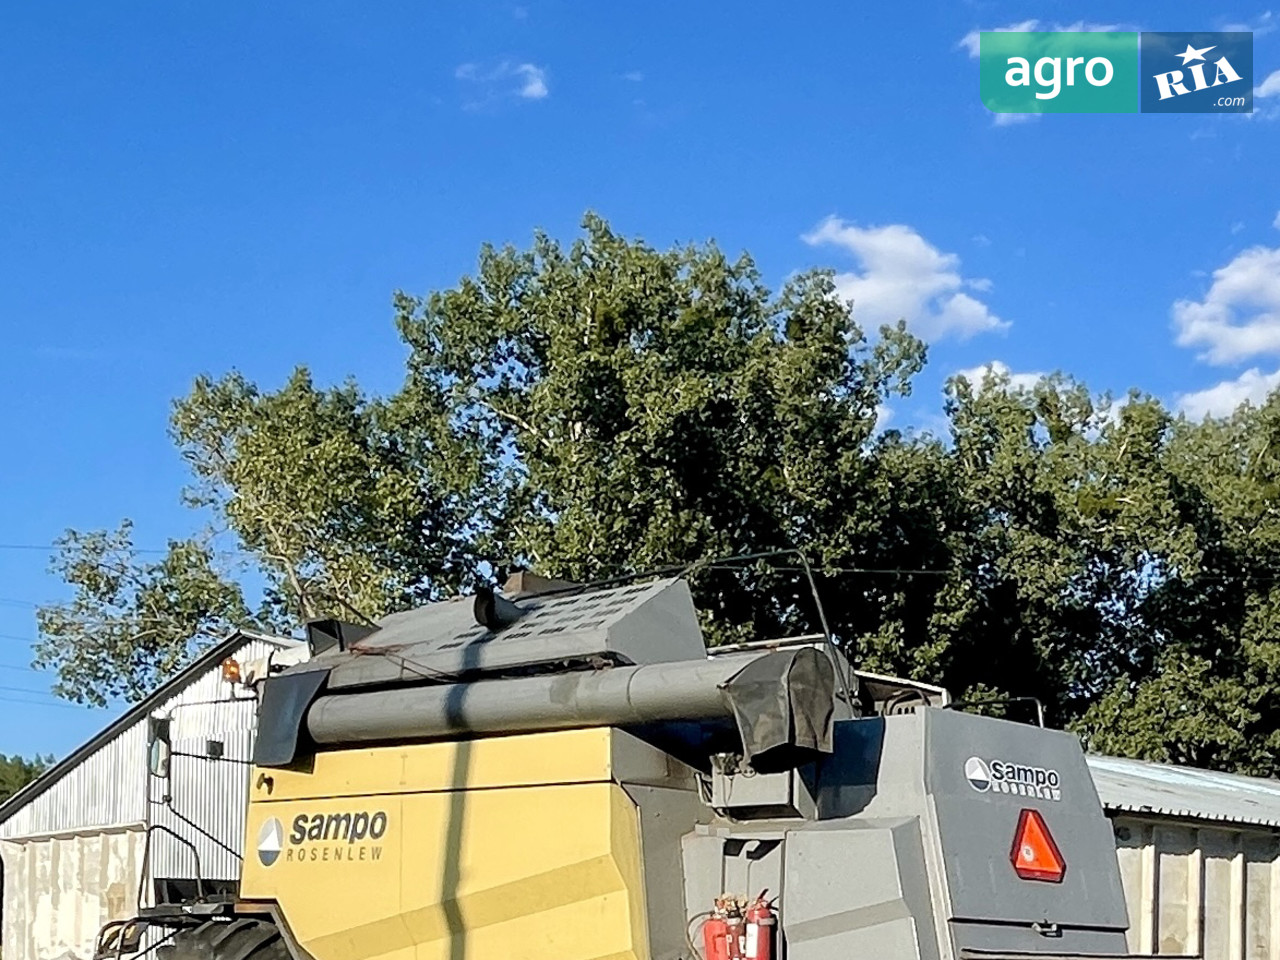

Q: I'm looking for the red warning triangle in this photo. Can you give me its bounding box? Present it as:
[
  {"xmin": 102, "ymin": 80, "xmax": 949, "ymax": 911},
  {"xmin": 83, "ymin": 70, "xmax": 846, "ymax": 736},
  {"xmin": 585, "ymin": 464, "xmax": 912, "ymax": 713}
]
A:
[{"xmin": 1010, "ymin": 809, "xmax": 1066, "ymax": 883}]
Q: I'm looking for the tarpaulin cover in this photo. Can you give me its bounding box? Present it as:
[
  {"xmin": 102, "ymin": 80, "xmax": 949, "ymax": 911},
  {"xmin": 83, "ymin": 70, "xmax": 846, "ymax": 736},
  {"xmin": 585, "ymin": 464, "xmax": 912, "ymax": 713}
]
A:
[{"xmin": 721, "ymin": 647, "xmax": 836, "ymax": 772}]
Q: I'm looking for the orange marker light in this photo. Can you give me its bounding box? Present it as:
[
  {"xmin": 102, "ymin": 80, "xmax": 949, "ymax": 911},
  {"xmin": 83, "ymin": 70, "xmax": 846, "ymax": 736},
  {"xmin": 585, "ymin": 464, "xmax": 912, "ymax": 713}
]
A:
[
  {"xmin": 1010, "ymin": 808, "xmax": 1066, "ymax": 883},
  {"xmin": 221, "ymin": 658, "xmax": 242, "ymax": 684}
]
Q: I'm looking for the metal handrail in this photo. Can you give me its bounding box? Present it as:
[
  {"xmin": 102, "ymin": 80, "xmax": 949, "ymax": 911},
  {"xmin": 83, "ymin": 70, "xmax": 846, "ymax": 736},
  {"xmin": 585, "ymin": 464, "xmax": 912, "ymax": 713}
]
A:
[{"xmin": 136, "ymin": 823, "xmax": 205, "ymax": 913}]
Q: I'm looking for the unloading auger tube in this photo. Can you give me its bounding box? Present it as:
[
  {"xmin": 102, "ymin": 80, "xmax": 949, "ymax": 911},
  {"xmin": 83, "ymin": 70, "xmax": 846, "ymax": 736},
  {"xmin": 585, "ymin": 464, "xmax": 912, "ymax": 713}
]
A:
[
  {"xmin": 251, "ymin": 576, "xmax": 844, "ymax": 768},
  {"xmin": 306, "ymin": 651, "xmax": 799, "ymax": 744}
]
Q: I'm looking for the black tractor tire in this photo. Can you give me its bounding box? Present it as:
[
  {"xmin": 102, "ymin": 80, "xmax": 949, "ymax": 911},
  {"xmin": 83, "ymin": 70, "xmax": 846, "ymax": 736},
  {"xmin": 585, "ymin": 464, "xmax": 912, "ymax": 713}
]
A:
[{"xmin": 156, "ymin": 918, "xmax": 290, "ymax": 960}]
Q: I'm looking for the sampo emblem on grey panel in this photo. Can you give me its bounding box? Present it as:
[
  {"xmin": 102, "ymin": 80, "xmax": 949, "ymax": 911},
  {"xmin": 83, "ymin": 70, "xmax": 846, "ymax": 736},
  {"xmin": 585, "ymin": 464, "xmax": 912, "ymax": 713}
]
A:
[{"xmin": 965, "ymin": 755, "xmax": 1063, "ymax": 800}]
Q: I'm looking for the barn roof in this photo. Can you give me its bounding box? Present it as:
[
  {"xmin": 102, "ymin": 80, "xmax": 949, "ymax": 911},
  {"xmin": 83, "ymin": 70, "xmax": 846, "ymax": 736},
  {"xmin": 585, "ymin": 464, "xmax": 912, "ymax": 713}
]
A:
[
  {"xmin": 1088, "ymin": 753, "xmax": 1280, "ymax": 829},
  {"xmin": 0, "ymin": 630, "xmax": 296, "ymax": 826}
]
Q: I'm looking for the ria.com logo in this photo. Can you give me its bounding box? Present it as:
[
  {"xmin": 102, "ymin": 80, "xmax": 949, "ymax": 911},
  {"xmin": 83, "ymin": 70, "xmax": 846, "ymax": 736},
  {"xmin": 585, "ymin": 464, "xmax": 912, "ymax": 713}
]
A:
[
  {"xmin": 979, "ymin": 31, "xmax": 1253, "ymax": 114},
  {"xmin": 964, "ymin": 756, "xmax": 1062, "ymax": 801},
  {"xmin": 255, "ymin": 810, "xmax": 389, "ymax": 866}
]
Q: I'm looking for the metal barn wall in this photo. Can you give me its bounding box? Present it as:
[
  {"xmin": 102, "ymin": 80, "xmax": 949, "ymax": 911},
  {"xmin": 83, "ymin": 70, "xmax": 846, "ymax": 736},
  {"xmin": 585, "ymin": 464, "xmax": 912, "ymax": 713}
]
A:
[
  {"xmin": 1113, "ymin": 816, "xmax": 1280, "ymax": 959},
  {"xmin": 0, "ymin": 634, "xmax": 298, "ymax": 960},
  {"xmin": 0, "ymin": 637, "xmax": 289, "ymax": 846},
  {"xmin": 0, "ymin": 724, "xmax": 148, "ymax": 840},
  {"xmin": 0, "ymin": 829, "xmax": 145, "ymax": 960},
  {"xmin": 146, "ymin": 638, "xmax": 281, "ymax": 884}
]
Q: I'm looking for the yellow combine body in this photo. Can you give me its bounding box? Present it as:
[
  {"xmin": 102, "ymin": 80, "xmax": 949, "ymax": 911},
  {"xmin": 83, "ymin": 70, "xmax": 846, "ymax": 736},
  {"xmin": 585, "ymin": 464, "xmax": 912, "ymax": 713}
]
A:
[{"xmin": 239, "ymin": 729, "xmax": 650, "ymax": 960}]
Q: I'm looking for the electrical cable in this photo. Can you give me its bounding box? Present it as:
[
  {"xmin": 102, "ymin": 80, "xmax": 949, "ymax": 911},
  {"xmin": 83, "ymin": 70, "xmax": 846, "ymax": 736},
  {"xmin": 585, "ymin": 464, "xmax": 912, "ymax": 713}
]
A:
[
  {"xmin": 685, "ymin": 911, "xmax": 712, "ymax": 960},
  {"xmin": 0, "ymin": 693, "xmax": 100, "ymax": 710}
]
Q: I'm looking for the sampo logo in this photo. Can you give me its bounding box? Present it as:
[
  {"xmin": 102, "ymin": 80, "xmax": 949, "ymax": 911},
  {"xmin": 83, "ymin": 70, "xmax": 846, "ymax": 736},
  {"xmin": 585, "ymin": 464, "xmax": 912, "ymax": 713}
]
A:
[
  {"xmin": 965, "ymin": 756, "xmax": 1062, "ymax": 801},
  {"xmin": 257, "ymin": 810, "xmax": 390, "ymax": 865},
  {"xmin": 289, "ymin": 810, "xmax": 389, "ymax": 844}
]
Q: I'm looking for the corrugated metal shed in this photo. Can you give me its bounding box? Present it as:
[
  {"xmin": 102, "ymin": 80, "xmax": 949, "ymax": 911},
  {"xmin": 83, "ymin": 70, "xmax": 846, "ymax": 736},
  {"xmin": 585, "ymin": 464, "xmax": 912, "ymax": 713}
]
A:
[
  {"xmin": 1089, "ymin": 754, "xmax": 1280, "ymax": 958},
  {"xmin": 0, "ymin": 630, "xmax": 302, "ymax": 960},
  {"xmin": 1088, "ymin": 754, "xmax": 1280, "ymax": 828}
]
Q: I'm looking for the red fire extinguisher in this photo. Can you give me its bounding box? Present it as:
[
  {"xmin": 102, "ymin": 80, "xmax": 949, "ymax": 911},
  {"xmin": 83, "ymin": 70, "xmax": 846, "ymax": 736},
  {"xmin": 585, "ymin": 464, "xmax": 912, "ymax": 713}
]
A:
[
  {"xmin": 724, "ymin": 901, "xmax": 746, "ymax": 960},
  {"xmin": 744, "ymin": 892, "xmax": 775, "ymax": 960},
  {"xmin": 701, "ymin": 899, "xmax": 735, "ymax": 960},
  {"xmin": 701, "ymin": 912, "xmax": 729, "ymax": 960}
]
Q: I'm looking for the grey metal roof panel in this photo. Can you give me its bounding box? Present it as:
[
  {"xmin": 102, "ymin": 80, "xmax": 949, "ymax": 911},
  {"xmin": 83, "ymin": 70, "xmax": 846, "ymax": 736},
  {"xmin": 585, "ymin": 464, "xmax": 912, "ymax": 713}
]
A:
[
  {"xmin": 1087, "ymin": 753, "xmax": 1280, "ymax": 828},
  {"xmin": 319, "ymin": 577, "xmax": 709, "ymax": 690}
]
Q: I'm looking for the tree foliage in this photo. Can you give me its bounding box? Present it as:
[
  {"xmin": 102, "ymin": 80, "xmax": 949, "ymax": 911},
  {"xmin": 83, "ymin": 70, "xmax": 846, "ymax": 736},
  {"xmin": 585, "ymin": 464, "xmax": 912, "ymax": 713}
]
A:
[
  {"xmin": 0, "ymin": 752, "xmax": 53, "ymax": 803},
  {"xmin": 32, "ymin": 215, "xmax": 1280, "ymax": 776},
  {"xmin": 394, "ymin": 214, "xmax": 926, "ymax": 643},
  {"xmin": 34, "ymin": 522, "xmax": 249, "ymax": 706},
  {"xmin": 171, "ymin": 368, "xmax": 475, "ymax": 624}
]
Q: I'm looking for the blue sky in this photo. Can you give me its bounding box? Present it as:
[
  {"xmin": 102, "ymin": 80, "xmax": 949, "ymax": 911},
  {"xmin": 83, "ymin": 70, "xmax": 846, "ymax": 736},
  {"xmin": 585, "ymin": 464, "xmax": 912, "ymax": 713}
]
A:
[{"xmin": 2, "ymin": 1, "xmax": 1279, "ymax": 757}]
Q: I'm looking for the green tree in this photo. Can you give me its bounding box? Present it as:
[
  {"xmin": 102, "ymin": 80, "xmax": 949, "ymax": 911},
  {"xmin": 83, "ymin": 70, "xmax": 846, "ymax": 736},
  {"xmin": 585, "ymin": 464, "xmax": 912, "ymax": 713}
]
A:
[
  {"xmin": 37, "ymin": 369, "xmax": 481, "ymax": 705},
  {"xmin": 31, "ymin": 215, "xmax": 1280, "ymax": 778},
  {"xmin": 0, "ymin": 753, "xmax": 55, "ymax": 803},
  {"xmin": 395, "ymin": 213, "xmax": 932, "ymax": 646},
  {"xmin": 34, "ymin": 522, "xmax": 250, "ymax": 706},
  {"xmin": 935, "ymin": 370, "xmax": 1280, "ymax": 772},
  {"xmin": 1075, "ymin": 396, "xmax": 1280, "ymax": 774},
  {"xmin": 932, "ymin": 373, "xmax": 1201, "ymax": 727},
  {"xmin": 170, "ymin": 367, "xmax": 478, "ymax": 624}
]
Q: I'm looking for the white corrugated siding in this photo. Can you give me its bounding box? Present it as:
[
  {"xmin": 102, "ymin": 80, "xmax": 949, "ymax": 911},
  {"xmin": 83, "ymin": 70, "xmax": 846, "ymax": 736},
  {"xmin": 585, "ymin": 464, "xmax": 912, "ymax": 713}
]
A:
[
  {"xmin": 0, "ymin": 635, "xmax": 301, "ymax": 960},
  {"xmin": 0, "ymin": 829, "xmax": 145, "ymax": 960},
  {"xmin": 1090, "ymin": 754, "xmax": 1280, "ymax": 828},
  {"xmin": 0, "ymin": 724, "xmax": 148, "ymax": 839},
  {"xmin": 148, "ymin": 727, "xmax": 255, "ymax": 882},
  {"xmin": 145, "ymin": 638, "xmax": 281, "ymax": 884},
  {"xmin": 1113, "ymin": 815, "xmax": 1280, "ymax": 959},
  {"xmin": 0, "ymin": 637, "xmax": 291, "ymax": 844}
]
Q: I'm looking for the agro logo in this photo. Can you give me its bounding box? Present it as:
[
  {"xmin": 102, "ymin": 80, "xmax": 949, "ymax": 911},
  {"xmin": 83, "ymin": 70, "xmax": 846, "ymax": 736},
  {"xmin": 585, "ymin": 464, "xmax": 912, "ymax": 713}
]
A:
[
  {"xmin": 965, "ymin": 756, "xmax": 1062, "ymax": 801},
  {"xmin": 257, "ymin": 817, "xmax": 284, "ymax": 867}
]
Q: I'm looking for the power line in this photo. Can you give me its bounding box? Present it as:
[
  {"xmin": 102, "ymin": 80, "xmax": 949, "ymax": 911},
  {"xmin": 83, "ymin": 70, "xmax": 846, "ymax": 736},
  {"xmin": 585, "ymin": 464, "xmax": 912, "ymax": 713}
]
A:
[
  {"xmin": 0, "ymin": 541, "xmax": 254, "ymax": 556},
  {"xmin": 0, "ymin": 693, "xmax": 103, "ymax": 711},
  {"xmin": 0, "ymin": 542, "xmax": 176, "ymax": 555},
  {"xmin": 0, "ymin": 682, "xmax": 58, "ymax": 697}
]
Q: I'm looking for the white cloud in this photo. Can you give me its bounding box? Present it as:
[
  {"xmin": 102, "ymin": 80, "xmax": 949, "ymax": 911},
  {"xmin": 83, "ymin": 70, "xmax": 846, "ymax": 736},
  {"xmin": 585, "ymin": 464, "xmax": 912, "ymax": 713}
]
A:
[
  {"xmin": 1274, "ymin": 210, "xmax": 1280, "ymax": 230},
  {"xmin": 623, "ymin": 70, "xmax": 644, "ymax": 82},
  {"xmin": 958, "ymin": 19, "xmax": 1040, "ymax": 58},
  {"xmin": 1178, "ymin": 367, "xmax": 1280, "ymax": 418},
  {"xmin": 874, "ymin": 403, "xmax": 894, "ymax": 431},
  {"xmin": 993, "ymin": 112, "xmax": 1042, "ymax": 127},
  {"xmin": 954, "ymin": 360, "xmax": 1045, "ymax": 393},
  {"xmin": 455, "ymin": 60, "xmax": 549, "ymax": 105},
  {"xmin": 514, "ymin": 63, "xmax": 548, "ymax": 99},
  {"xmin": 1232, "ymin": 220, "xmax": 1246, "ymax": 235},
  {"xmin": 803, "ymin": 217, "xmax": 1007, "ymax": 341},
  {"xmin": 1172, "ymin": 245, "xmax": 1280, "ymax": 364},
  {"xmin": 1258, "ymin": 70, "xmax": 1280, "ymax": 98},
  {"xmin": 959, "ymin": 20, "xmax": 1124, "ymax": 58},
  {"xmin": 1223, "ymin": 11, "xmax": 1275, "ymax": 35}
]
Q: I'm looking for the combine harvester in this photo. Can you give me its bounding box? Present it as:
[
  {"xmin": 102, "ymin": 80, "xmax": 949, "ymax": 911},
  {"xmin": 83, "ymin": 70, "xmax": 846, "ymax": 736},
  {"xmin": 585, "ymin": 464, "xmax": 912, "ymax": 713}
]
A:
[{"xmin": 98, "ymin": 576, "xmax": 1185, "ymax": 960}]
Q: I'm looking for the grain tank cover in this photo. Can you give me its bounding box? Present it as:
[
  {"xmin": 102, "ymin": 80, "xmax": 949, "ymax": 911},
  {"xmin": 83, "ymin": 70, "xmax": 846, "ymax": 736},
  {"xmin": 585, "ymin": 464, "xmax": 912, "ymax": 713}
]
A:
[{"xmin": 318, "ymin": 577, "xmax": 709, "ymax": 691}]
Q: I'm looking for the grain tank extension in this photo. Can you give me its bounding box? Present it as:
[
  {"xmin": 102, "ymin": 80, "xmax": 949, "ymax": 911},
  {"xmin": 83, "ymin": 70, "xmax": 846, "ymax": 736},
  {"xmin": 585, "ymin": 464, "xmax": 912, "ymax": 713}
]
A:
[{"xmin": 113, "ymin": 577, "xmax": 1160, "ymax": 960}]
